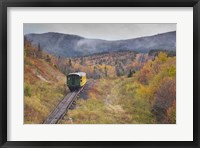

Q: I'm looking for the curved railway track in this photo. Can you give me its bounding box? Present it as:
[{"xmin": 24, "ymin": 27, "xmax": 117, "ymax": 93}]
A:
[{"xmin": 43, "ymin": 86, "xmax": 84, "ymax": 124}]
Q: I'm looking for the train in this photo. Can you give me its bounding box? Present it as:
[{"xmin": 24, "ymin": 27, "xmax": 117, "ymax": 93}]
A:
[{"xmin": 67, "ymin": 72, "xmax": 87, "ymax": 91}]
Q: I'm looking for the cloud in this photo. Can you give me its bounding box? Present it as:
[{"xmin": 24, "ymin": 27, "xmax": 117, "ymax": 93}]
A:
[{"xmin": 24, "ymin": 23, "xmax": 176, "ymax": 41}]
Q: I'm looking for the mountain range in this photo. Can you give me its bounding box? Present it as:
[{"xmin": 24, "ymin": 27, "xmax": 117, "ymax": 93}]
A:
[{"xmin": 25, "ymin": 31, "xmax": 176, "ymax": 57}]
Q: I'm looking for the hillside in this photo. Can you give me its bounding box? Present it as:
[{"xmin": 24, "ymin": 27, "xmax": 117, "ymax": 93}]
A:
[
  {"xmin": 54, "ymin": 50, "xmax": 152, "ymax": 79},
  {"xmin": 25, "ymin": 31, "xmax": 176, "ymax": 57},
  {"xmin": 24, "ymin": 40, "xmax": 67, "ymax": 124},
  {"xmin": 24, "ymin": 35, "xmax": 176, "ymax": 124},
  {"xmin": 60, "ymin": 52, "xmax": 176, "ymax": 124}
]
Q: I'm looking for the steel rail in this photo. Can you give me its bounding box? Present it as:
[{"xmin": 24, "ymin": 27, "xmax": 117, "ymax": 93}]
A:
[{"xmin": 43, "ymin": 86, "xmax": 84, "ymax": 124}]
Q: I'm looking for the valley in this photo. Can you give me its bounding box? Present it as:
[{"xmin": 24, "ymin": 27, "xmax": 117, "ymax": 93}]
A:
[{"xmin": 24, "ymin": 31, "xmax": 176, "ymax": 124}]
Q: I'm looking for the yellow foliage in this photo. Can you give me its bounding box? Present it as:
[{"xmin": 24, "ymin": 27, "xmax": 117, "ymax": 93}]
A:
[
  {"xmin": 155, "ymin": 52, "xmax": 168, "ymax": 63},
  {"xmin": 24, "ymin": 81, "xmax": 66, "ymax": 124},
  {"xmin": 136, "ymin": 84, "xmax": 154, "ymax": 102},
  {"xmin": 167, "ymin": 102, "xmax": 176, "ymax": 124},
  {"xmin": 133, "ymin": 52, "xmax": 176, "ymax": 123}
]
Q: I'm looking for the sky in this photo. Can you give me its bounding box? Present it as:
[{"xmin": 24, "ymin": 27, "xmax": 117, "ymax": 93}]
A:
[{"xmin": 24, "ymin": 23, "xmax": 176, "ymax": 41}]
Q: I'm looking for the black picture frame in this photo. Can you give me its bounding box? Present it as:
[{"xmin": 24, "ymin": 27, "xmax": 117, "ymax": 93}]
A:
[{"xmin": 0, "ymin": 0, "xmax": 199, "ymax": 147}]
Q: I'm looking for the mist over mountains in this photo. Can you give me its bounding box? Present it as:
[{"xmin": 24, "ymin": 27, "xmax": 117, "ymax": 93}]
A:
[{"xmin": 25, "ymin": 31, "xmax": 176, "ymax": 57}]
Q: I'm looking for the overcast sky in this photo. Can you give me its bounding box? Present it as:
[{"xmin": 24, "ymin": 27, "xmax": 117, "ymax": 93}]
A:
[{"xmin": 24, "ymin": 23, "xmax": 176, "ymax": 41}]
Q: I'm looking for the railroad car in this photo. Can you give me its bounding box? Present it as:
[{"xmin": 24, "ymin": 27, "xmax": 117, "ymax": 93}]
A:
[{"xmin": 67, "ymin": 72, "xmax": 87, "ymax": 91}]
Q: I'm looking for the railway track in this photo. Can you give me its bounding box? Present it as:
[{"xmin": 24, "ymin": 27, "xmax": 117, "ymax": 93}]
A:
[{"xmin": 43, "ymin": 86, "xmax": 84, "ymax": 124}]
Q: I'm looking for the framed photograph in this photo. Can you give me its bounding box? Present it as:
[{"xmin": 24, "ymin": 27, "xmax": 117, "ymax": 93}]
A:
[{"xmin": 1, "ymin": 0, "xmax": 199, "ymax": 147}]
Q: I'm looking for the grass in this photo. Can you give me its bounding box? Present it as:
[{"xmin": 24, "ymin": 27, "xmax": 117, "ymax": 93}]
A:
[
  {"xmin": 60, "ymin": 76, "xmax": 156, "ymax": 124},
  {"xmin": 24, "ymin": 56, "xmax": 67, "ymax": 124},
  {"xmin": 24, "ymin": 81, "xmax": 67, "ymax": 124}
]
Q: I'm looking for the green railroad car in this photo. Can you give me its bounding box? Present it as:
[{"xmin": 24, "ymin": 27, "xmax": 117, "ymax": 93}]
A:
[{"xmin": 67, "ymin": 72, "xmax": 87, "ymax": 91}]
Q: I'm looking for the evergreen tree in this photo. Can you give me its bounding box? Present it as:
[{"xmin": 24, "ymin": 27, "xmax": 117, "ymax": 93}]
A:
[{"xmin": 104, "ymin": 66, "xmax": 108, "ymax": 77}]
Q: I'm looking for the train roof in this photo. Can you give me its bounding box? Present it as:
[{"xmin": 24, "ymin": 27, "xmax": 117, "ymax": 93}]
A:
[{"xmin": 67, "ymin": 72, "xmax": 86, "ymax": 77}]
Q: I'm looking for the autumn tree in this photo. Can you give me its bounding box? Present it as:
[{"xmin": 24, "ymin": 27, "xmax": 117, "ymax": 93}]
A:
[{"xmin": 152, "ymin": 77, "xmax": 176, "ymax": 123}]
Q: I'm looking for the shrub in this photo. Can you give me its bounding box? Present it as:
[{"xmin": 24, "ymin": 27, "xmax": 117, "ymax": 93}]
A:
[
  {"xmin": 167, "ymin": 102, "xmax": 176, "ymax": 123},
  {"xmin": 24, "ymin": 83, "xmax": 32, "ymax": 97},
  {"xmin": 152, "ymin": 77, "xmax": 176, "ymax": 123}
]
